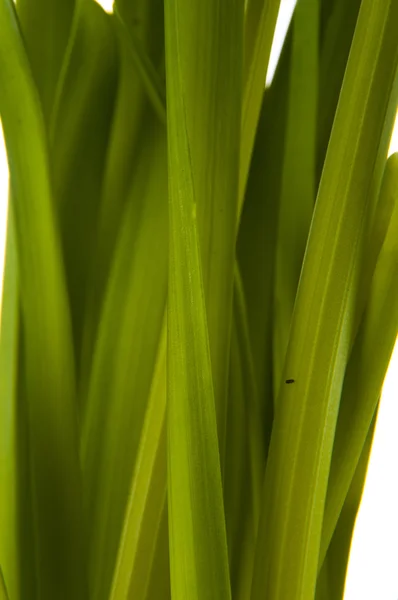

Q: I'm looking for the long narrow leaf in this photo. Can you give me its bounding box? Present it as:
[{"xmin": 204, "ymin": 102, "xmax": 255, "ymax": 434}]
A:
[
  {"xmin": 164, "ymin": 0, "xmax": 243, "ymax": 461},
  {"xmin": 0, "ymin": 210, "xmax": 19, "ymax": 600},
  {"xmin": 319, "ymin": 153, "xmax": 398, "ymax": 565},
  {"xmin": 240, "ymin": 0, "xmax": 281, "ymax": 211},
  {"xmin": 273, "ymin": 0, "xmax": 319, "ymax": 396},
  {"xmin": 0, "ymin": 2, "xmax": 86, "ymax": 597},
  {"xmin": 251, "ymin": 1, "xmax": 398, "ymax": 598},
  {"xmin": 164, "ymin": 0, "xmax": 233, "ymax": 595},
  {"xmin": 109, "ymin": 324, "xmax": 167, "ymax": 600},
  {"xmin": 82, "ymin": 118, "xmax": 168, "ymax": 600},
  {"xmin": 50, "ymin": 0, "xmax": 118, "ymax": 372}
]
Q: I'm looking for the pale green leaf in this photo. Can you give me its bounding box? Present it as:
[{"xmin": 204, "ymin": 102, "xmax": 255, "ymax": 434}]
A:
[{"xmin": 0, "ymin": 210, "xmax": 19, "ymax": 600}]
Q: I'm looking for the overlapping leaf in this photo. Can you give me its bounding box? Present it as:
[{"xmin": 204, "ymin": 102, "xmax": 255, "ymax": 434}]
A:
[
  {"xmin": 0, "ymin": 1, "xmax": 86, "ymax": 597},
  {"xmin": 251, "ymin": 1, "xmax": 398, "ymax": 598}
]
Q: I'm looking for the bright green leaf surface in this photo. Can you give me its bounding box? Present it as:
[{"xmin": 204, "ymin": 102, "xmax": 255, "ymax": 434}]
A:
[
  {"xmin": 251, "ymin": 1, "xmax": 398, "ymax": 598},
  {"xmin": 240, "ymin": 0, "xmax": 281, "ymax": 210},
  {"xmin": 109, "ymin": 324, "xmax": 167, "ymax": 600},
  {"xmin": 319, "ymin": 153, "xmax": 398, "ymax": 565},
  {"xmin": 0, "ymin": 211, "xmax": 19, "ymax": 600},
  {"xmin": 164, "ymin": 0, "xmax": 233, "ymax": 596},
  {"xmin": 82, "ymin": 117, "xmax": 168, "ymax": 600},
  {"xmin": 316, "ymin": 414, "xmax": 376, "ymax": 600},
  {"xmin": 164, "ymin": 0, "xmax": 243, "ymax": 463}
]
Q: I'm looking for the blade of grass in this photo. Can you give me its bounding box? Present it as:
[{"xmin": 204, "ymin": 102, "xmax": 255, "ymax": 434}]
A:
[
  {"xmin": 251, "ymin": 1, "xmax": 398, "ymax": 598},
  {"xmin": 164, "ymin": 0, "xmax": 236, "ymax": 595},
  {"xmin": 0, "ymin": 210, "xmax": 19, "ymax": 600},
  {"xmin": 82, "ymin": 117, "xmax": 168, "ymax": 600},
  {"xmin": 273, "ymin": 0, "xmax": 319, "ymax": 398},
  {"xmin": 237, "ymin": 30, "xmax": 291, "ymax": 419},
  {"xmin": 226, "ymin": 266, "xmax": 265, "ymax": 599},
  {"xmin": 0, "ymin": 2, "xmax": 86, "ymax": 598},
  {"xmin": 240, "ymin": 0, "xmax": 282, "ymax": 211},
  {"xmin": 319, "ymin": 154, "xmax": 398, "ymax": 566},
  {"xmin": 143, "ymin": 500, "xmax": 171, "ymax": 600},
  {"xmin": 316, "ymin": 0, "xmax": 361, "ymax": 180},
  {"xmin": 15, "ymin": 320, "xmax": 37, "ymax": 600},
  {"xmin": 355, "ymin": 153, "xmax": 398, "ymax": 332},
  {"xmin": 109, "ymin": 323, "xmax": 167, "ymax": 600},
  {"xmin": 315, "ymin": 413, "xmax": 376, "ymax": 600},
  {"xmin": 224, "ymin": 296, "xmax": 248, "ymax": 586},
  {"xmin": 164, "ymin": 0, "xmax": 243, "ymax": 463}
]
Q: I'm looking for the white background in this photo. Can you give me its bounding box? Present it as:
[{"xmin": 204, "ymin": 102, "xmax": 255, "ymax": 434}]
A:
[{"xmin": 1, "ymin": 0, "xmax": 398, "ymax": 597}]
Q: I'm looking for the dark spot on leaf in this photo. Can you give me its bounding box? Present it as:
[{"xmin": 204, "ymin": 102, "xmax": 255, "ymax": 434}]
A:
[{"xmin": 285, "ymin": 379, "xmax": 295, "ymax": 384}]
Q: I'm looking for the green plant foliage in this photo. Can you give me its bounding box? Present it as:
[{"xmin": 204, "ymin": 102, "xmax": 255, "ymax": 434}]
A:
[{"xmin": 0, "ymin": 0, "xmax": 397, "ymax": 599}]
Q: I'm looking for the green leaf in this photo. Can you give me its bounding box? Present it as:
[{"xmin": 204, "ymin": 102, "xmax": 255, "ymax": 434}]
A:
[
  {"xmin": 164, "ymin": 0, "xmax": 237, "ymax": 595},
  {"xmin": 237, "ymin": 30, "xmax": 291, "ymax": 418},
  {"xmin": 81, "ymin": 0, "xmax": 165, "ymax": 379},
  {"xmin": 316, "ymin": 413, "xmax": 376, "ymax": 600},
  {"xmin": 82, "ymin": 118, "xmax": 168, "ymax": 600},
  {"xmin": 225, "ymin": 266, "xmax": 265, "ymax": 599},
  {"xmin": 164, "ymin": 0, "xmax": 243, "ymax": 461},
  {"xmin": 240, "ymin": 0, "xmax": 281, "ymax": 211},
  {"xmin": 317, "ymin": 0, "xmax": 362, "ymax": 180},
  {"xmin": 109, "ymin": 324, "xmax": 167, "ymax": 600},
  {"xmin": 251, "ymin": 1, "xmax": 398, "ymax": 598},
  {"xmin": 0, "ymin": 2, "xmax": 86, "ymax": 597},
  {"xmin": 319, "ymin": 153, "xmax": 398, "ymax": 566},
  {"xmin": 0, "ymin": 210, "xmax": 19, "ymax": 600},
  {"xmin": 273, "ymin": 0, "xmax": 319, "ymax": 397}
]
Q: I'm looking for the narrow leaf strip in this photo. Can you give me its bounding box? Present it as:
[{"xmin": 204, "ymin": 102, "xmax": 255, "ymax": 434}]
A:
[
  {"xmin": 165, "ymin": 0, "xmax": 231, "ymax": 596},
  {"xmin": 109, "ymin": 323, "xmax": 167, "ymax": 600},
  {"xmin": 0, "ymin": 2, "xmax": 86, "ymax": 598},
  {"xmin": 240, "ymin": 0, "xmax": 281, "ymax": 212},
  {"xmin": 251, "ymin": 1, "xmax": 398, "ymax": 599},
  {"xmin": 0, "ymin": 567, "xmax": 9, "ymax": 600},
  {"xmin": 166, "ymin": 0, "xmax": 243, "ymax": 462},
  {"xmin": 273, "ymin": 0, "xmax": 319, "ymax": 397},
  {"xmin": 228, "ymin": 266, "xmax": 265, "ymax": 599},
  {"xmin": 319, "ymin": 153, "xmax": 398, "ymax": 565},
  {"xmin": 0, "ymin": 210, "xmax": 19, "ymax": 600},
  {"xmin": 82, "ymin": 120, "xmax": 168, "ymax": 600},
  {"xmin": 317, "ymin": 0, "xmax": 362, "ymax": 179},
  {"xmin": 316, "ymin": 414, "xmax": 376, "ymax": 600}
]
